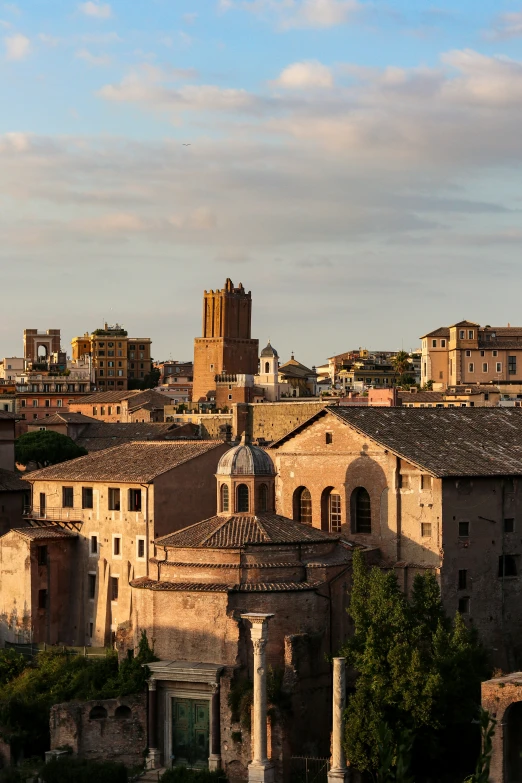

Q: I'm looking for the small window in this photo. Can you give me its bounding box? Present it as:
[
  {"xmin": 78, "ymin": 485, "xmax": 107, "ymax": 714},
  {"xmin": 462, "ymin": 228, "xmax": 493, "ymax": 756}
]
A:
[
  {"xmin": 257, "ymin": 483, "xmax": 268, "ymax": 513},
  {"xmin": 496, "ymin": 362, "xmax": 502, "ymax": 373},
  {"xmin": 329, "ymin": 493, "xmax": 342, "ymax": 532},
  {"xmin": 482, "ymin": 363, "xmax": 488, "ymax": 373},
  {"xmin": 236, "ymin": 484, "xmax": 249, "ymax": 513},
  {"xmin": 441, "ymin": 339, "xmax": 446, "ymax": 348},
  {"xmin": 509, "ymin": 356, "xmax": 517, "ymax": 374},
  {"xmin": 399, "ymin": 474, "xmax": 410, "ymax": 489},
  {"xmin": 499, "ymin": 555, "xmax": 517, "ymax": 577},
  {"xmin": 38, "ymin": 589, "xmax": 47, "ymax": 610},
  {"xmin": 37, "ymin": 545, "xmax": 48, "ymax": 566},
  {"xmin": 128, "ymin": 489, "xmax": 142, "ymax": 512},
  {"xmin": 228, "ymin": 394, "xmax": 233, "ymax": 401},
  {"xmin": 468, "ymin": 363, "xmax": 474, "ymax": 372},
  {"xmin": 62, "ymin": 486, "xmax": 73, "ymax": 508},
  {"xmin": 111, "ymin": 577, "xmax": 119, "ymax": 602},
  {"xmin": 480, "ymin": 350, "xmax": 485, "ymax": 357},
  {"xmin": 221, "ymin": 484, "xmax": 230, "ymax": 513},
  {"xmin": 459, "ymin": 330, "xmax": 465, "ymax": 339},
  {"xmin": 468, "ymin": 331, "xmax": 474, "ymax": 339},
  {"xmin": 458, "ymin": 569, "xmax": 467, "ymax": 590},
  {"xmin": 458, "ymin": 520, "xmax": 470, "ymax": 538},
  {"xmin": 116, "ymin": 406, "xmax": 121, "ymax": 414},
  {"xmin": 90, "ymin": 535, "xmax": 98, "ymax": 555},
  {"xmin": 88, "ymin": 573, "xmax": 96, "ymax": 599},
  {"xmin": 466, "ymin": 350, "xmax": 471, "ymax": 357},
  {"xmin": 432, "ymin": 339, "xmax": 437, "ymax": 348},
  {"xmin": 137, "ymin": 537, "xmax": 146, "ymax": 560},
  {"xmin": 113, "ymin": 536, "xmax": 121, "ymax": 557},
  {"xmin": 493, "ymin": 350, "xmax": 498, "ymax": 357},
  {"xmin": 82, "ymin": 487, "xmax": 93, "ymax": 509},
  {"xmin": 421, "ymin": 522, "xmax": 432, "ymax": 537},
  {"xmin": 352, "ymin": 487, "xmax": 371, "ymax": 534},
  {"xmin": 89, "ymin": 706, "xmax": 107, "ymax": 720},
  {"xmin": 458, "ymin": 597, "xmax": 470, "ymax": 614},
  {"xmin": 294, "ymin": 487, "xmax": 312, "ymax": 525},
  {"xmin": 504, "ymin": 518, "xmax": 515, "ymax": 533},
  {"xmin": 108, "ymin": 488, "xmax": 120, "ymax": 511},
  {"xmin": 115, "ymin": 705, "xmax": 132, "ymax": 720},
  {"xmin": 89, "ymin": 622, "xmax": 93, "ymax": 638},
  {"xmin": 420, "ymin": 474, "xmax": 432, "ymax": 490},
  {"xmin": 325, "ymin": 432, "xmax": 333, "ymax": 445}
]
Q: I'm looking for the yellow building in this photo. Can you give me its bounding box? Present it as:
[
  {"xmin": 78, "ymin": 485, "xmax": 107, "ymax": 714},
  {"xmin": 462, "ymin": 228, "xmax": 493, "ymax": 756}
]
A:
[{"xmin": 72, "ymin": 324, "xmax": 152, "ymax": 391}]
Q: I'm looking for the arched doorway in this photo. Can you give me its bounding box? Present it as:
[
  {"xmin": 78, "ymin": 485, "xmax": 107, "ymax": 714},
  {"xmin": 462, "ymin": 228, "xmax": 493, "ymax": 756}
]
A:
[{"xmin": 506, "ymin": 701, "xmax": 522, "ymax": 782}]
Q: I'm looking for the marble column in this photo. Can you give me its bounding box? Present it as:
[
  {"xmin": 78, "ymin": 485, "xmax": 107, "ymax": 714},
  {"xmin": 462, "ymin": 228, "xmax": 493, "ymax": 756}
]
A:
[
  {"xmin": 241, "ymin": 613, "xmax": 275, "ymax": 783},
  {"xmin": 328, "ymin": 658, "xmax": 349, "ymax": 783},
  {"xmin": 209, "ymin": 680, "xmax": 222, "ymax": 771},
  {"xmin": 146, "ymin": 679, "xmax": 162, "ymax": 770}
]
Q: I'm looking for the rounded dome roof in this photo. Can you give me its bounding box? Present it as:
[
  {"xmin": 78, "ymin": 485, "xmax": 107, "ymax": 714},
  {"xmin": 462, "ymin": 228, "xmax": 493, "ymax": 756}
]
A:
[
  {"xmin": 217, "ymin": 434, "xmax": 275, "ymax": 476},
  {"xmin": 260, "ymin": 340, "xmax": 278, "ymax": 358}
]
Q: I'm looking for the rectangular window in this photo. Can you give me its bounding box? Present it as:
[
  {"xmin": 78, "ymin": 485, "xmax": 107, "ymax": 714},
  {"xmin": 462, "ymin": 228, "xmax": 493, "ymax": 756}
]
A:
[
  {"xmin": 441, "ymin": 339, "xmax": 446, "ymax": 348},
  {"xmin": 116, "ymin": 406, "xmax": 121, "ymax": 414},
  {"xmin": 128, "ymin": 489, "xmax": 142, "ymax": 512},
  {"xmin": 458, "ymin": 569, "xmax": 467, "ymax": 590},
  {"xmin": 459, "ymin": 330, "xmax": 465, "ymax": 339},
  {"xmin": 56, "ymin": 399, "xmax": 63, "ymax": 407},
  {"xmin": 108, "ymin": 488, "xmax": 120, "ymax": 511},
  {"xmin": 469, "ymin": 331, "xmax": 474, "ymax": 339},
  {"xmin": 458, "ymin": 597, "xmax": 470, "ymax": 614},
  {"xmin": 482, "ymin": 363, "xmax": 488, "ymax": 372},
  {"xmin": 458, "ymin": 520, "xmax": 470, "ymax": 538},
  {"xmin": 480, "ymin": 350, "xmax": 485, "ymax": 357},
  {"xmin": 421, "ymin": 522, "xmax": 432, "ymax": 537},
  {"xmin": 399, "ymin": 474, "xmax": 410, "ymax": 489},
  {"xmin": 88, "ymin": 573, "xmax": 96, "ymax": 599},
  {"xmin": 493, "ymin": 350, "xmax": 498, "ymax": 357},
  {"xmin": 496, "ymin": 362, "xmax": 502, "ymax": 373},
  {"xmin": 38, "ymin": 589, "xmax": 47, "ymax": 610},
  {"xmin": 89, "ymin": 622, "xmax": 93, "ymax": 638},
  {"xmin": 37, "ymin": 545, "xmax": 48, "ymax": 566},
  {"xmin": 100, "ymin": 406, "xmax": 105, "ymax": 415},
  {"xmin": 466, "ymin": 350, "xmax": 471, "ymax": 357},
  {"xmin": 432, "ymin": 339, "xmax": 437, "ymax": 348},
  {"xmin": 20, "ymin": 399, "xmax": 26, "ymax": 407},
  {"xmin": 325, "ymin": 432, "xmax": 333, "ymax": 444},
  {"xmin": 82, "ymin": 487, "xmax": 93, "ymax": 509},
  {"xmin": 108, "ymin": 406, "xmax": 112, "ymax": 414},
  {"xmin": 420, "ymin": 474, "xmax": 432, "ymax": 490},
  {"xmin": 113, "ymin": 536, "xmax": 121, "ymax": 557},
  {"xmin": 509, "ymin": 356, "xmax": 517, "ymax": 374},
  {"xmin": 93, "ymin": 407, "xmax": 97, "ymax": 415},
  {"xmin": 504, "ymin": 518, "xmax": 515, "ymax": 533},
  {"xmin": 111, "ymin": 577, "xmax": 119, "ymax": 602},
  {"xmin": 44, "ymin": 399, "xmax": 50, "ymax": 407},
  {"xmin": 62, "ymin": 486, "xmax": 73, "ymax": 508},
  {"xmin": 137, "ymin": 537, "xmax": 146, "ymax": 560},
  {"xmin": 468, "ymin": 363, "xmax": 474, "ymax": 372},
  {"xmin": 90, "ymin": 535, "xmax": 98, "ymax": 555},
  {"xmin": 32, "ymin": 399, "xmax": 38, "ymax": 407}
]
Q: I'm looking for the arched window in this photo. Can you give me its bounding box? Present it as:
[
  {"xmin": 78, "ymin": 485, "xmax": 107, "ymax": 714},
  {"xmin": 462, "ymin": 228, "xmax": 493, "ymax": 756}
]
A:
[
  {"xmin": 321, "ymin": 488, "xmax": 342, "ymax": 532},
  {"xmin": 257, "ymin": 483, "xmax": 268, "ymax": 512},
  {"xmin": 221, "ymin": 484, "xmax": 229, "ymax": 513},
  {"xmin": 264, "ymin": 361, "xmax": 270, "ymax": 373},
  {"xmin": 351, "ymin": 487, "xmax": 371, "ymax": 534},
  {"xmin": 293, "ymin": 487, "xmax": 312, "ymax": 525},
  {"xmin": 115, "ymin": 705, "xmax": 132, "ymax": 720},
  {"xmin": 237, "ymin": 484, "xmax": 249, "ymax": 513},
  {"xmin": 89, "ymin": 705, "xmax": 107, "ymax": 720}
]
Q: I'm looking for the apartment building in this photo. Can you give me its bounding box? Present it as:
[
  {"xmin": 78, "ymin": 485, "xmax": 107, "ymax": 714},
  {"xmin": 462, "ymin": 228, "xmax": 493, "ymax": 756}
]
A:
[{"xmin": 72, "ymin": 324, "xmax": 152, "ymax": 391}]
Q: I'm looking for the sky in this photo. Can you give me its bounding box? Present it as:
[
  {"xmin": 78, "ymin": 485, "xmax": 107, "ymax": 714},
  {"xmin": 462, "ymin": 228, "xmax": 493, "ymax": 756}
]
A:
[{"xmin": 2, "ymin": 0, "xmax": 522, "ymax": 366}]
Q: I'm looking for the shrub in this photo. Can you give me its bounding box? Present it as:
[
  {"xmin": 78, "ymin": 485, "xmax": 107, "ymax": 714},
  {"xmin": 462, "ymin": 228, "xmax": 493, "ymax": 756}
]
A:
[{"xmin": 41, "ymin": 757, "xmax": 127, "ymax": 783}]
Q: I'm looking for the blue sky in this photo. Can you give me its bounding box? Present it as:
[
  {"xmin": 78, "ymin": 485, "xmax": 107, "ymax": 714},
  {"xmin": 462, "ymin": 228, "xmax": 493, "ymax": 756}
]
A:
[{"xmin": 2, "ymin": 0, "xmax": 522, "ymax": 365}]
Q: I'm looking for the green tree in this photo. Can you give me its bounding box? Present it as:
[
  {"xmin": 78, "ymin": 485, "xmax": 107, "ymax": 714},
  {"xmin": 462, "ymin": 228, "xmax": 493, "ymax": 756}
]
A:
[
  {"xmin": 341, "ymin": 551, "xmax": 489, "ymax": 780},
  {"xmin": 391, "ymin": 351, "xmax": 411, "ymax": 377},
  {"xmin": 15, "ymin": 431, "xmax": 87, "ymax": 469}
]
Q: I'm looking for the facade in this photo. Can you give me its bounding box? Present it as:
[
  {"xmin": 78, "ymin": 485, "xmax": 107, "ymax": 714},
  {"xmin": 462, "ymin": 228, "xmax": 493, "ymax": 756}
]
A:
[
  {"xmin": 0, "ymin": 469, "xmax": 28, "ymax": 535},
  {"xmin": 421, "ymin": 320, "xmax": 522, "ymax": 390},
  {"xmin": 72, "ymin": 324, "xmax": 152, "ymax": 391},
  {"xmin": 130, "ymin": 436, "xmax": 372, "ymax": 777},
  {"xmin": 23, "ymin": 329, "xmax": 61, "ymax": 364},
  {"xmin": 278, "ymin": 356, "xmax": 317, "ymax": 398},
  {"xmin": 398, "ymin": 385, "xmax": 501, "ymax": 408},
  {"xmin": 337, "ymin": 359, "xmax": 398, "ymax": 392},
  {"xmin": 193, "ymin": 279, "xmax": 259, "ymax": 402},
  {"xmin": 155, "ymin": 361, "xmax": 193, "ymax": 386},
  {"xmin": 71, "ymin": 390, "xmax": 169, "ymax": 423},
  {"xmin": 254, "ymin": 341, "xmax": 280, "ymax": 402},
  {"xmin": 482, "ymin": 672, "xmax": 522, "ymax": 783},
  {"xmin": 0, "ymin": 440, "xmax": 229, "ymax": 647},
  {"xmin": 270, "ymin": 406, "xmax": 522, "ymax": 667}
]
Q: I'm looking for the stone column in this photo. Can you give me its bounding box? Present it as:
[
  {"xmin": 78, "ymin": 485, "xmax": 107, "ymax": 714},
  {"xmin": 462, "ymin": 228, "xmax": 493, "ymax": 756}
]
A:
[
  {"xmin": 209, "ymin": 680, "xmax": 222, "ymax": 771},
  {"xmin": 328, "ymin": 658, "xmax": 349, "ymax": 783},
  {"xmin": 147, "ymin": 679, "xmax": 161, "ymax": 769},
  {"xmin": 241, "ymin": 613, "xmax": 275, "ymax": 783}
]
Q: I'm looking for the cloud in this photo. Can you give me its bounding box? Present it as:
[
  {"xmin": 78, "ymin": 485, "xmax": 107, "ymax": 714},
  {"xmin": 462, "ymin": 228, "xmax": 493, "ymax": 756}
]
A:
[
  {"xmin": 220, "ymin": 0, "xmax": 362, "ymax": 29},
  {"xmin": 38, "ymin": 33, "xmax": 60, "ymax": 46},
  {"xmin": 488, "ymin": 10, "xmax": 522, "ymax": 40},
  {"xmin": 76, "ymin": 48, "xmax": 111, "ymax": 66},
  {"xmin": 4, "ymin": 33, "xmax": 29, "ymax": 60},
  {"xmin": 274, "ymin": 60, "xmax": 333, "ymax": 88},
  {"xmin": 183, "ymin": 12, "xmax": 198, "ymax": 24},
  {"xmin": 79, "ymin": 2, "xmax": 112, "ymax": 19}
]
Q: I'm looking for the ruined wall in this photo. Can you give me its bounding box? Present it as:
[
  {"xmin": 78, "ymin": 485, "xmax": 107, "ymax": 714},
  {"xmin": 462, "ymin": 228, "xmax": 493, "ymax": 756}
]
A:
[
  {"xmin": 481, "ymin": 675, "xmax": 522, "ymax": 783},
  {"xmin": 50, "ymin": 694, "xmax": 146, "ymax": 767}
]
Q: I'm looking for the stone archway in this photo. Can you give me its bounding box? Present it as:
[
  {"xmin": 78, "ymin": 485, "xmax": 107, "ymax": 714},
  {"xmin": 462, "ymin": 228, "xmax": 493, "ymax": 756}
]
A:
[
  {"xmin": 506, "ymin": 702, "xmax": 522, "ymax": 783},
  {"xmin": 482, "ymin": 673, "xmax": 522, "ymax": 783}
]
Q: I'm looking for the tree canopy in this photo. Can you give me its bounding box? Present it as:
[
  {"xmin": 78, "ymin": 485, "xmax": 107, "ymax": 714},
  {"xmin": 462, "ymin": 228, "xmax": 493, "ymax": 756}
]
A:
[
  {"xmin": 341, "ymin": 551, "xmax": 490, "ymax": 780},
  {"xmin": 15, "ymin": 430, "xmax": 87, "ymax": 469}
]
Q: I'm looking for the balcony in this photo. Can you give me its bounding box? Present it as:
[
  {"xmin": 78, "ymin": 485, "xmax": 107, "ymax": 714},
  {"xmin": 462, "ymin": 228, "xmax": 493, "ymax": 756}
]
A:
[{"xmin": 23, "ymin": 506, "xmax": 83, "ymax": 530}]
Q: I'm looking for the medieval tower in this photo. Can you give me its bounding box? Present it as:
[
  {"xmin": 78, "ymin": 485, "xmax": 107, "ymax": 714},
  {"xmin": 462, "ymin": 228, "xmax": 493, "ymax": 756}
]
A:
[{"xmin": 192, "ymin": 279, "xmax": 259, "ymax": 402}]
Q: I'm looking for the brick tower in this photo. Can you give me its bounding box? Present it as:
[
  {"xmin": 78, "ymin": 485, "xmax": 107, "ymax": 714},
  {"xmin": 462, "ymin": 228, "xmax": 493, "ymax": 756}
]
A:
[{"xmin": 192, "ymin": 279, "xmax": 259, "ymax": 402}]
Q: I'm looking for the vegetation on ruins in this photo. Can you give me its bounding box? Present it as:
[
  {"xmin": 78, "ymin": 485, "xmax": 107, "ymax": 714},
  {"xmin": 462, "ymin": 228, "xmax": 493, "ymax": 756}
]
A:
[
  {"xmin": 342, "ymin": 550, "xmax": 490, "ymax": 781},
  {"xmin": 40, "ymin": 757, "xmax": 128, "ymax": 783},
  {"xmin": 15, "ymin": 431, "xmax": 87, "ymax": 469},
  {"xmin": 0, "ymin": 632, "xmax": 156, "ymax": 760}
]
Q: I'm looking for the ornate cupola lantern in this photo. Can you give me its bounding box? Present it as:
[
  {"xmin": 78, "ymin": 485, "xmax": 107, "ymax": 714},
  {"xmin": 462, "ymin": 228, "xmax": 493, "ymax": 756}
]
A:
[{"xmin": 215, "ymin": 433, "xmax": 276, "ymax": 516}]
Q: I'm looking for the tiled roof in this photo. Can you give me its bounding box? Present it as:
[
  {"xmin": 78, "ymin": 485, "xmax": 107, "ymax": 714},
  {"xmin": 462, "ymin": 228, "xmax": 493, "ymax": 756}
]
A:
[
  {"xmin": 29, "ymin": 413, "xmax": 96, "ymax": 426},
  {"xmin": 12, "ymin": 527, "xmax": 76, "ymax": 540},
  {"xmin": 156, "ymin": 513, "xmax": 339, "ymax": 549},
  {"xmin": 76, "ymin": 421, "xmax": 180, "ymax": 452},
  {"xmin": 127, "ymin": 390, "xmax": 169, "ymax": 411},
  {"xmin": 399, "ymin": 392, "xmax": 445, "ymax": 403},
  {"xmin": 74, "ymin": 391, "xmax": 140, "ymax": 404},
  {"xmin": 326, "ymin": 407, "xmax": 522, "ymax": 477},
  {"xmin": 419, "ymin": 327, "xmax": 450, "ymax": 338},
  {"xmin": 0, "ymin": 469, "xmax": 28, "ymax": 492},
  {"xmin": 26, "ymin": 441, "xmax": 224, "ymax": 483},
  {"xmin": 130, "ymin": 578, "xmax": 318, "ymax": 592},
  {"xmin": 478, "ymin": 340, "xmax": 522, "ymax": 349},
  {"xmin": 0, "ymin": 411, "xmax": 16, "ymax": 420}
]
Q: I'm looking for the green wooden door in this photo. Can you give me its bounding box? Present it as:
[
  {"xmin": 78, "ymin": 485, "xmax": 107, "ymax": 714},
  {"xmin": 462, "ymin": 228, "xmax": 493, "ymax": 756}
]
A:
[{"xmin": 172, "ymin": 698, "xmax": 209, "ymax": 768}]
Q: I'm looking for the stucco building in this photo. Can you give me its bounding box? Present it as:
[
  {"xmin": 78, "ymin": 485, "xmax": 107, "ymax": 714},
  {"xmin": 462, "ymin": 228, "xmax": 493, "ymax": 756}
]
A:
[
  {"xmin": 270, "ymin": 406, "xmax": 522, "ymax": 667},
  {"xmin": 0, "ymin": 440, "xmax": 229, "ymax": 647},
  {"xmin": 71, "ymin": 324, "xmax": 152, "ymax": 391},
  {"xmin": 71, "ymin": 390, "xmax": 169, "ymax": 423}
]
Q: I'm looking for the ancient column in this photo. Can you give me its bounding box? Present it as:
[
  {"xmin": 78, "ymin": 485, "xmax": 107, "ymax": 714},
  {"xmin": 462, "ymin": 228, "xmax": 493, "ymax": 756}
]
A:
[
  {"xmin": 241, "ymin": 613, "xmax": 275, "ymax": 783},
  {"xmin": 146, "ymin": 679, "xmax": 161, "ymax": 769},
  {"xmin": 209, "ymin": 680, "xmax": 222, "ymax": 771},
  {"xmin": 328, "ymin": 658, "xmax": 349, "ymax": 783}
]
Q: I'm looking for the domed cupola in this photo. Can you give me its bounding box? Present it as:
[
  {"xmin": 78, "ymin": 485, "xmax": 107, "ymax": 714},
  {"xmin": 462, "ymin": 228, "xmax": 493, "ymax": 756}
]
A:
[
  {"xmin": 215, "ymin": 433, "xmax": 276, "ymax": 516},
  {"xmin": 260, "ymin": 340, "xmax": 278, "ymax": 359}
]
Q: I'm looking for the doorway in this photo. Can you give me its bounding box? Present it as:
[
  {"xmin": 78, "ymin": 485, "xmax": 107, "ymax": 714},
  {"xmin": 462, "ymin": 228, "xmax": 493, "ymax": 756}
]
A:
[{"xmin": 171, "ymin": 697, "xmax": 209, "ymax": 768}]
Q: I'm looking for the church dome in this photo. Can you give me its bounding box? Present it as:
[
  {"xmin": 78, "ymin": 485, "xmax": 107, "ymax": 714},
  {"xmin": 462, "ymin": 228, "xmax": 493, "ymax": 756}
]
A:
[
  {"xmin": 260, "ymin": 340, "xmax": 278, "ymax": 358},
  {"xmin": 217, "ymin": 433, "xmax": 275, "ymax": 476}
]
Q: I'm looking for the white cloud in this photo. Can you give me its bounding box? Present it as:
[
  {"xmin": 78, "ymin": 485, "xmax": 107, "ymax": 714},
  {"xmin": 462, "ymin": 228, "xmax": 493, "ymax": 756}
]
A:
[
  {"xmin": 4, "ymin": 33, "xmax": 29, "ymax": 60},
  {"xmin": 79, "ymin": 2, "xmax": 112, "ymax": 19},
  {"xmin": 220, "ymin": 0, "xmax": 361, "ymax": 29},
  {"xmin": 488, "ymin": 10, "xmax": 522, "ymax": 40},
  {"xmin": 76, "ymin": 48, "xmax": 111, "ymax": 66},
  {"xmin": 274, "ymin": 60, "xmax": 333, "ymax": 88},
  {"xmin": 38, "ymin": 33, "xmax": 60, "ymax": 46}
]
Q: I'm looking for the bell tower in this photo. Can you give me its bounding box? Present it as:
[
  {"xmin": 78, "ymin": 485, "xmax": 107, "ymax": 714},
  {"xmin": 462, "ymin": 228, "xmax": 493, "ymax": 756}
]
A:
[{"xmin": 193, "ymin": 279, "xmax": 259, "ymax": 402}]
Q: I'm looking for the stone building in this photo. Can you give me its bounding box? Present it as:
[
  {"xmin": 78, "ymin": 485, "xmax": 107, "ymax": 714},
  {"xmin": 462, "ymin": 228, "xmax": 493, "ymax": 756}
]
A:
[
  {"xmin": 482, "ymin": 672, "xmax": 522, "ymax": 783},
  {"xmin": 130, "ymin": 436, "xmax": 372, "ymax": 776},
  {"xmin": 270, "ymin": 406, "xmax": 522, "ymax": 667},
  {"xmin": 193, "ymin": 279, "xmax": 259, "ymax": 403},
  {"xmin": 23, "ymin": 329, "xmax": 61, "ymax": 364},
  {"xmin": 0, "ymin": 440, "xmax": 229, "ymax": 647},
  {"xmin": 71, "ymin": 325, "xmax": 152, "ymax": 391},
  {"xmin": 71, "ymin": 390, "xmax": 169, "ymax": 423}
]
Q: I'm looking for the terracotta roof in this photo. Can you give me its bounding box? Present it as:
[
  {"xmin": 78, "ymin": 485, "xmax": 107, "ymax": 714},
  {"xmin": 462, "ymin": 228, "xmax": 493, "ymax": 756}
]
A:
[
  {"xmin": 419, "ymin": 327, "xmax": 450, "ymax": 338},
  {"xmin": 74, "ymin": 391, "xmax": 140, "ymax": 404},
  {"xmin": 127, "ymin": 390, "xmax": 170, "ymax": 412},
  {"xmin": 25, "ymin": 441, "xmax": 225, "ymax": 483},
  {"xmin": 0, "ymin": 469, "xmax": 28, "ymax": 492},
  {"xmin": 130, "ymin": 578, "xmax": 318, "ymax": 592},
  {"xmin": 0, "ymin": 411, "xmax": 16, "ymax": 420},
  {"xmin": 156, "ymin": 513, "xmax": 340, "ymax": 549},
  {"xmin": 398, "ymin": 392, "xmax": 445, "ymax": 403},
  {"xmin": 11, "ymin": 527, "xmax": 76, "ymax": 540},
  {"xmin": 28, "ymin": 413, "xmax": 96, "ymax": 426},
  {"xmin": 76, "ymin": 421, "xmax": 180, "ymax": 452}
]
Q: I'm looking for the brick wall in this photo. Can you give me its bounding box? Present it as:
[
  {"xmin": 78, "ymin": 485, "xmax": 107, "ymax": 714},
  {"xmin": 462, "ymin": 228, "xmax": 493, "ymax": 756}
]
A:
[
  {"xmin": 50, "ymin": 694, "xmax": 146, "ymax": 767},
  {"xmin": 247, "ymin": 401, "xmax": 329, "ymax": 443}
]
